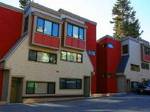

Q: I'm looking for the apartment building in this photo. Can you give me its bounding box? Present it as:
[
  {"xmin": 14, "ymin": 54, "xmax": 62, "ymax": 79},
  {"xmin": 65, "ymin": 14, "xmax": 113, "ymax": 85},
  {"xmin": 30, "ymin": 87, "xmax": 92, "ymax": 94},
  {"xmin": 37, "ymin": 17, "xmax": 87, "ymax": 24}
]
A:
[
  {"xmin": 117, "ymin": 37, "xmax": 150, "ymax": 92},
  {"xmin": 0, "ymin": 2, "xmax": 97, "ymax": 103}
]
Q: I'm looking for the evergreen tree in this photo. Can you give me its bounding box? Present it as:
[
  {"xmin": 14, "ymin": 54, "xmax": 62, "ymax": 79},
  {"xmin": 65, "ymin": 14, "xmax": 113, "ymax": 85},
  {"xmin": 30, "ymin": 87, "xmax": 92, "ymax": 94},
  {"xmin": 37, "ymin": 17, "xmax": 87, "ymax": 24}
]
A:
[
  {"xmin": 111, "ymin": 0, "xmax": 142, "ymax": 39},
  {"xmin": 19, "ymin": 0, "xmax": 31, "ymax": 9}
]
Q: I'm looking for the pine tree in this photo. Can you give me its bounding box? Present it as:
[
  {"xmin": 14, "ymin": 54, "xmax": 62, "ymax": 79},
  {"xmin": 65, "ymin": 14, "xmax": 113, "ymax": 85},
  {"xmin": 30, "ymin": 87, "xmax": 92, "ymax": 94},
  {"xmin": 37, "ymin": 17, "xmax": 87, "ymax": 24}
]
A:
[
  {"xmin": 111, "ymin": 0, "xmax": 142, "ymax": 39},
  {"xmin": 19, "ymin": 0, "xmax": 31, "ymax": 9}
]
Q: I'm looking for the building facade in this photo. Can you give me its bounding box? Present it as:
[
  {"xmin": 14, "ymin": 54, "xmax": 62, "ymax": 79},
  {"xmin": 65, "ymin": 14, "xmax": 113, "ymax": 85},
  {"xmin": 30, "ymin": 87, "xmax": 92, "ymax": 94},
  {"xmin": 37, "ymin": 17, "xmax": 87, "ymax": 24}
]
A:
[
  {"xmin": 0, "ymin": 2, "xmax": 97, "ymax": 103},
  {"xmin": 117, "ymin": 37, "xmax": 150, "ymax": 92},
  {"xmin": 96, "ymin": 36, "xmax": 121, "ymax": 93}
]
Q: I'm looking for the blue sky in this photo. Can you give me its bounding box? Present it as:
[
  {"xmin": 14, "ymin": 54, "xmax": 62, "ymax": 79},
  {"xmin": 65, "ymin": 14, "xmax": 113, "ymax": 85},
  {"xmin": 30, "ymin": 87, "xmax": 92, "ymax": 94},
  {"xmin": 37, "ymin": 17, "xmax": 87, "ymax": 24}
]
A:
[{"xmin": 0, "ymin": 0, "xmax": 149, "ymax": 41}]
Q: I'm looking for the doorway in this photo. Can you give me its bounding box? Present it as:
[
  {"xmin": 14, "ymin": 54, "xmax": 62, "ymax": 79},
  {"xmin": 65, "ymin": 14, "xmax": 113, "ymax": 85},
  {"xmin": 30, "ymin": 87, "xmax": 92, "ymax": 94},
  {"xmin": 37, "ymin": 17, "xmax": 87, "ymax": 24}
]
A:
[
  {"xmin": 84, "ymin": 76, "xmax": 90, "ymax": 97},
  {"xmin": 10, "ymin": 77, "xmax": 23, "ymax": 103}
]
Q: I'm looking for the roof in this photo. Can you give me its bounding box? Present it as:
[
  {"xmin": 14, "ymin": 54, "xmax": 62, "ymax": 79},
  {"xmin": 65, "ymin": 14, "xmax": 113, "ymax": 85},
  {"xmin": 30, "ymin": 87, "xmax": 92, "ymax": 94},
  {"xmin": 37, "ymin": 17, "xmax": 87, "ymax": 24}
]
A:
[{"xmin": 59, "ymin": 9, "xmax": 97, "ymax": 25}]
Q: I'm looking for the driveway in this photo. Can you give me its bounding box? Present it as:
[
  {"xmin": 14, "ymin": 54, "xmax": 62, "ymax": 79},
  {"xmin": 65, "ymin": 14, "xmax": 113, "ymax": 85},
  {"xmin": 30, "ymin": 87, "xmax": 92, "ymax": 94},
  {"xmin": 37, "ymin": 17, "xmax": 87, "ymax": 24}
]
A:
[{"xmin": 0, "ymin": 93, "xmax": 150, "ymax": 112}]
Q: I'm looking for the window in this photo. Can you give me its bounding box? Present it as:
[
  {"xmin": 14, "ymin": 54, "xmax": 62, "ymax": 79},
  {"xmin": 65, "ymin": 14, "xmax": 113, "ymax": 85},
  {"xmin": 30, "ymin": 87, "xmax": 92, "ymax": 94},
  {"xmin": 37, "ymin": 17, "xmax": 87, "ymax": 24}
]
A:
[
  {"xmin": 60, "ymin": 78, "xmax": 82, "ymax": 89},
  {"xmin": 49, "ymin": 54, "xmax": 57, "ymax": 64},
  {"xmin": 61, "ymin": 51, "xmax": 67, "ymax": 60},
  {"xmin": 52, "ymin": 23, "xmax": 59, "ymax": 37},
  {"xmin": 107, "ymin": 43, "xmax": 114, "ymax": 48},
  {"xmin": 37, "ymin": 52, "xmax": 50, "ymax": 63},
  {"xmin": 131, "ymin": 64, "xmax": 140, "ymax": 72},
  {"xmin": 73, "ymin": 26, "xmax": 79, "ymax": 38},
  {"xmin": 44, "ymin": 20, "xmax": 52, "ymax": 35},
  {"xmin": 79, "ymin": 28, "xmax": 84, "ymax": 40},
  {"xmin": 36, "ymin": 17, "xmax": 59, "ymax": 37},
  {"xmin": 26, "ymin": 81, "xmax": 35, "ymax": 94},
  {"xmin": 141, "ymin": 63, "xmax": 149, "ymax": 70},
  {"xmin": 87, "ymin": 50, "xmax": 96, "ymax": 56},
  {"xmin": 67, "ymin": 23, "xmax": 84, "ymax": 40},
  {"xmin": 122, "ymin": 45, "xmax": 129, "ymax": 54},
  {"xmin": 35, "ymin": 82, "xmax": 47, "ymax": 94},
  {"xmin": 36, "ymin": 18, "xmax": 44, "ymax": 33},
  {"xmin": 28, "ymin": 50, "xmax": 57, "ymax": 64},
  {"xmin": 77, "ymin": 54, "xmax": 82, "ymax": 63},
  {"xmin": 144, "ymin": 46, "xmax": 150, "ymax": 55},
  {"xmin": 28, "ymin": 50, "xmax": 37, "ymax": 61},
  {"xmin": 26, "ymin": 81, "xmax": 55, "ymax": 94},
  {"xmin": 67, "ymin": 24, "xmax": 73, "ymax": 37},
  {"xmin": 60, "ymin": 51, "xmax": 83, "ymax": 63},
  {"xmin": 47, "ymin": 82, "xmax": 55, "ymax": 94},
  {"xmin": 24, "ymin": 16, "xmax": 29, "ymax": 33}
]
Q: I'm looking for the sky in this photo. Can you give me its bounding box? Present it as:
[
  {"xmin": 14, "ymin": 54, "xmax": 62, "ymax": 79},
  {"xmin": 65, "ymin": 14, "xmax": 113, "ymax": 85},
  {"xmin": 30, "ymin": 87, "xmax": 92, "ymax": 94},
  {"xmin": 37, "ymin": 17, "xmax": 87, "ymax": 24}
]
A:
[{"xmin": 0, "ymin": 0, "xmax": 150, "ymax": 41}]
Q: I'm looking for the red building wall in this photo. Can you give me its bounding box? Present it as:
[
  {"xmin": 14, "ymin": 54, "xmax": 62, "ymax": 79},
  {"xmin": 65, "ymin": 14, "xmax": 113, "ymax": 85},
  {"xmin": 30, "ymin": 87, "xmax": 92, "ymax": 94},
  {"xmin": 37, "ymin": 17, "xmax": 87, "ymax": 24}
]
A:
[
  {"xmin": 0, "ymin": 5, "xmax": 23, "ymax": 98},
  {"xmin": 0, "ymin": 6, "xmax": 23, "ymax": 59},
  {"xmin": 96, "ymin": 36, "xmax": 121, "ymax": 93},
  {"xmin": 85, "ymin": 22, "xmax": 97, "ymax": 93}
]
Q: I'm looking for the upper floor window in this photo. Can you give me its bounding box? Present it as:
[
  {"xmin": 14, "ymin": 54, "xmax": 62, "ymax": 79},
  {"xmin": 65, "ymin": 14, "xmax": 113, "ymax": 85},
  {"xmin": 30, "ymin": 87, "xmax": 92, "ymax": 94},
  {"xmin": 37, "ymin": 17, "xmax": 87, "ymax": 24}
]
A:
[
  {"xmin": 144, "ymin": 46, "xmax": 150, "ymax": 55},
  {"xmin": 36, "ymin": 17, "xmax": 59, "ymax": 37},
  {"xmin": 28, "ymin": 50, "xmax": 57, "ymax": 64},
  {"xmin": 67, "ymin": 23, "xmax": 84, "ymax": 40},
  {"xmin": 122, "ymin": 45, "xmax": 129, "ymax": 54}
]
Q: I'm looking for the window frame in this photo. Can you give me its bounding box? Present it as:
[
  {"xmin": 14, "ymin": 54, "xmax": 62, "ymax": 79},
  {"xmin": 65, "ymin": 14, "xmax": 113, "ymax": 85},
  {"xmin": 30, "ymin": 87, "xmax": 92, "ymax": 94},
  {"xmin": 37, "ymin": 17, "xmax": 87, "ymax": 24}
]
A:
[
  {"xmin": 67, "ymin": 23, "xmax": 84, "ymax": 40},
  {"xmin": 28, "ymin": 49, "xmax": 57, "ymax": 64},
  {"xmin": 36, "ymin": 17, "xmax": 59, "ymax": 37},
  {"xmin": 60, "ymin": 51, "xmax": 83, "ymax": 63},
  {"xmin": 26, "ymin": 81, "xmax": 55, "ymax": 94},
  {"xmin": 122, "ymin": 45, "xmax": 129, "ymax": 54}
]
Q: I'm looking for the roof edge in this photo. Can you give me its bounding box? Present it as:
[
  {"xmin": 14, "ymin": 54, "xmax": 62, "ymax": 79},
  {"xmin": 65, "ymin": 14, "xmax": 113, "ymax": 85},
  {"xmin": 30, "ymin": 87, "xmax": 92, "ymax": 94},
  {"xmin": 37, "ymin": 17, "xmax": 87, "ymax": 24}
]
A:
[
  {"xmin": 0, "ymin": 2, "xmax": 23, "ymax": 13},
  {"xmin": 59, "ymin": 9, "xmax": 97, "ymax": 25}
]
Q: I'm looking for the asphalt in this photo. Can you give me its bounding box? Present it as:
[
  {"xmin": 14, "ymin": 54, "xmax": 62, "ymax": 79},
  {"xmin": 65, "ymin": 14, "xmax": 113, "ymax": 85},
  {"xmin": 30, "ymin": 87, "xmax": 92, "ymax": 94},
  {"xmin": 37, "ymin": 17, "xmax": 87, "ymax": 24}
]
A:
[{"xmin": 0, "ymin": 93, "xmax": 150, "ymax": 112}]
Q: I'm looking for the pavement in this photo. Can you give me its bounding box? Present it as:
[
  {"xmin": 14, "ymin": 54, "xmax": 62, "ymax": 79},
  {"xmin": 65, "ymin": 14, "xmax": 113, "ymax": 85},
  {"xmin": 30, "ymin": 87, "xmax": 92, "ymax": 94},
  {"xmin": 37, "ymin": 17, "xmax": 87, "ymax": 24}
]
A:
[{"xmin": 0, "ymin": 93, "xmax": 150, "ymax": 112}]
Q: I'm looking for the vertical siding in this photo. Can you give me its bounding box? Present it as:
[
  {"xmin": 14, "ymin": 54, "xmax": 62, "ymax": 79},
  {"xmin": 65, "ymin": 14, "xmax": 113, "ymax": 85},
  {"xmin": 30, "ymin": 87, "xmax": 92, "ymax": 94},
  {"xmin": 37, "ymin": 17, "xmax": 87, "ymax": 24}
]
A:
[{"xmin": 85, "ymin": 22, "xmax": 97, "ymax": 93}]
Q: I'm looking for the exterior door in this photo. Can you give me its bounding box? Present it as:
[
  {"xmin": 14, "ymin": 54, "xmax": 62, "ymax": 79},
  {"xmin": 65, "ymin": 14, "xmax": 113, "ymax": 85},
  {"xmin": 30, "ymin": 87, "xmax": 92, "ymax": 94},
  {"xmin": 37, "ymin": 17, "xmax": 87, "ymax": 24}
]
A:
[
  {"xmin": 10, "ymin": 77, "xmax": 23, "ymax": 103},
  {"xmin": 117, "ymin": 75, "xmax": 126, "ymax": 92},
  {"xmin": 84, "ymin": 76, "xmax": 90, "ymax": 97}
]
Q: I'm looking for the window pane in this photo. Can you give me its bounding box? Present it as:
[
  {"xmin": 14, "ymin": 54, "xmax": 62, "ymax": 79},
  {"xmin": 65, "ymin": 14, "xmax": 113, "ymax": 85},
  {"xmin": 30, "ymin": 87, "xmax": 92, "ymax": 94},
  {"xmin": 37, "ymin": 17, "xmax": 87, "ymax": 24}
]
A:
[
  {"xmin": 79, "ymin": 28, "xmax": 84, "ymax": 40},
  {"xmin": 67, "ymin": 52, "xmax": 71, "ymax": 61},
  {"xmin": 66, "ymin": 80, "xmax": 76, "ymax": 89},
  {"xmin": 107, "ymin": 43, "xmax": 114, "ymax": 48},
  {"xmin": 73, "ymin": 26, "xmax": 79, "ymax": 38},
  {"xmin": 77, "ymin": 54, "xmax": 82, "ymax": 63},
  {"xmin": 67, "ymin": 24, "xmax": 73, "ymax": 37},
  {"xmin": 44, "ymin": 20, "xmax": 52, "ymax": 35},
  {"xmin": 36, "ymin": 18, "xmax": 44, "ymax": 33},
  {"xmin": 29, "ymin": 50, "xmax": 37, "ymax": 61},
  {"xmin": 76, "ymin": 79, "xmax": 82, "ymax": 89},
  {"xmin": 49, "ymin": 54, "xmax": 57, "ymax": 64},
  {"xmin": 48, "ymin": 83, "xmax": 55, "ymax": 94},
  {"xmin": 131, "ymin": 64, "xmax": 140, "ymax": 72},
  {"xmin": 60, "ymin": 79, "xmax": 82, "ymax": 89},
  {"xmin": 37, "ymin": 52, "xmax": 49, "ymax": 63},
  {"xmin": 26, "ymin": 81, "xmax": 35, "ymax": 94},
  {"xmin": 52, "ymin": 23, "xmax": 59, "ymax": 37},
  {"xmin": 61, "ymin": 51, "xmax": 67, "ymax": 60},
  {"xmin": 122, "ymin": 45, "xmax": 128, "ymax": 54},
  {"xmin": 35, "ymin": 82, "xmax": 47, "ymax": 94}
]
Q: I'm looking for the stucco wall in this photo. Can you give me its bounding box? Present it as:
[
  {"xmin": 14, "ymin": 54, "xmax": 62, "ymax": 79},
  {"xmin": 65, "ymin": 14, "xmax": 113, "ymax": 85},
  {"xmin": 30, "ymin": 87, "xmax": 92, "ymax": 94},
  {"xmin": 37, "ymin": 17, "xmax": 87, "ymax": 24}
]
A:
[
  {"xmin": 124, "ymin": 39, "xmax": 150, "ymax": 82},
  {"xmin": 4, "ymin": 35, "xmax": 93, "ymax": 97}
]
